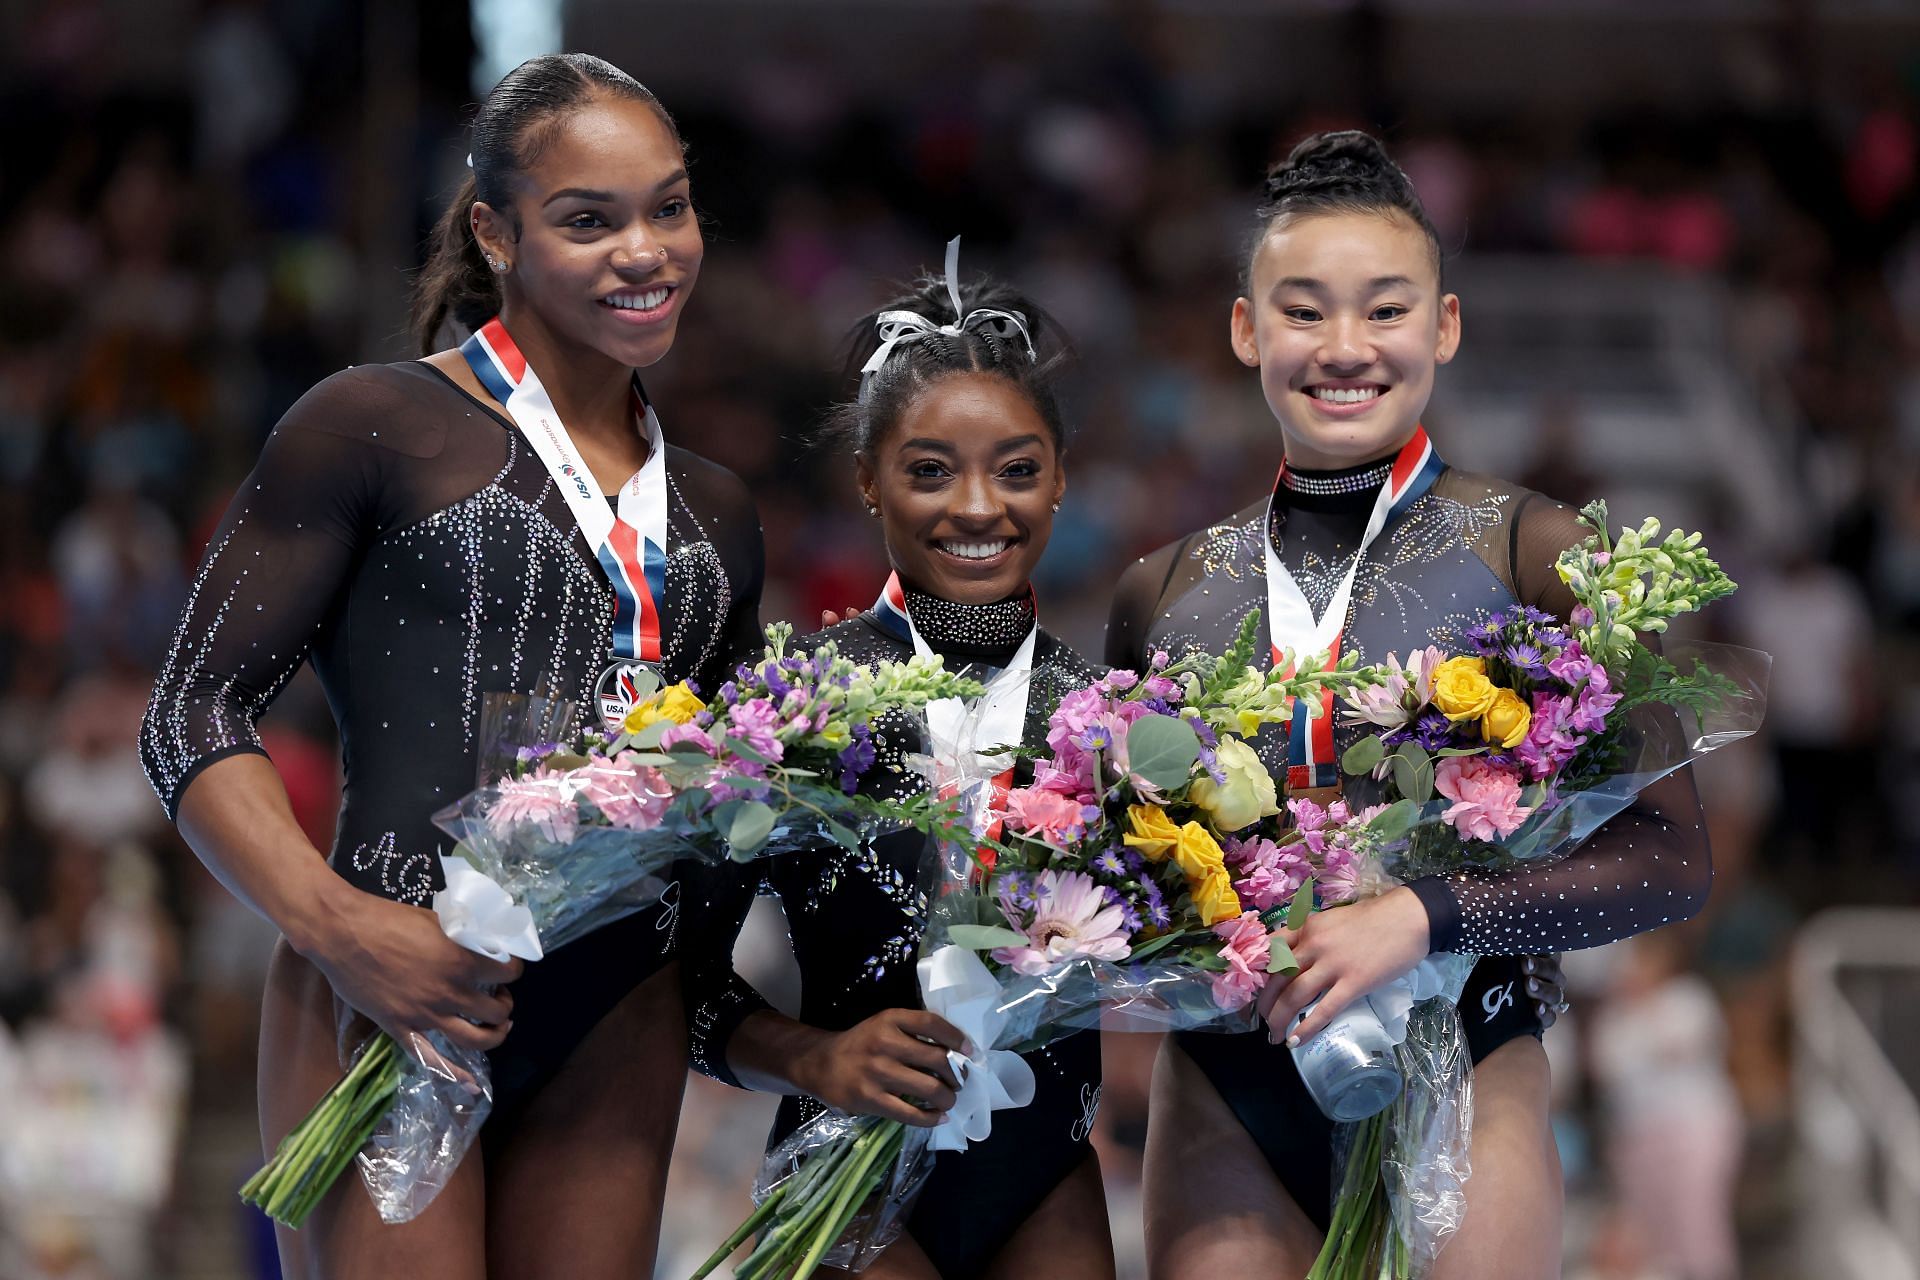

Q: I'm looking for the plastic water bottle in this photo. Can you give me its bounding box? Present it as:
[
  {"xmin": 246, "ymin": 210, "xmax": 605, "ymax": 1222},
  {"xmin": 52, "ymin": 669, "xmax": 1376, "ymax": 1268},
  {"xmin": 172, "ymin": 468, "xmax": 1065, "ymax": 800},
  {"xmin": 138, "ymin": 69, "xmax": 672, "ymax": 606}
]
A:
[{"xmin": 1289, "ymin": 996, "xmax": 1403, "ymax": 1122}]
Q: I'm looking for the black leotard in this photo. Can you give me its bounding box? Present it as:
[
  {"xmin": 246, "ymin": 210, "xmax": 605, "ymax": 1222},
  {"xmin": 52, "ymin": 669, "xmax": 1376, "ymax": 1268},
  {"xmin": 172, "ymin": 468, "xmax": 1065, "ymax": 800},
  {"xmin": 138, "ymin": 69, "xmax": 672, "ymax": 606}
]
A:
[
  {"xmin": 680, "ymin": 590, "xmax": 1103, "ymax": 1280},
  {"xmin": 140, "ymin": 359, "xmax": 764, "ymax": 1123},
  {"xmin": 1107, "ymin": 456, "xmax": 1708, "ymax": 1224}
]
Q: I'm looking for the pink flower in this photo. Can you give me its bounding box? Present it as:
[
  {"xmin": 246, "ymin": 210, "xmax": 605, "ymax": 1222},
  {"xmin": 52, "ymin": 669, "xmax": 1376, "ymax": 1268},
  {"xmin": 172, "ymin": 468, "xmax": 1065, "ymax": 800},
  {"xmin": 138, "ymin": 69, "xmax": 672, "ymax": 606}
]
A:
[
  {"xmin": 992, "ymin": 870, "xmax": 1132, "ymax": 976},
  {"xmin": 1316, "ymin": 847, "xmax": 1397, "ymax": 904},
  {"xmin": 576, "ymin": 757, "xmax": 672, "ymax": 831},
  {"xmin": 1568, "ymin": 663, "xmax": 1622, "ymax": 734},
  {"xmin": 1226, "ymin": 835, "xmax": 1313, "ymax": 911},
  {"xmin": 487, "ymin": 766, "xmax": 579, "ymax": 844},
  {"xmin": 725, "ymin": 698, "xmax": 786, "ymax": 763},
  {"xmin": 1209, "ymin": 911, "xmax": 1273, "ymax": 1011},
  {"xmin": 1103, "ymin": 669, "xmax": 1139, "ymax": 691},
  {"xmin": 1434, "ymin": 755, "xmax": 1534, "ymax": 841},
  {"xmin": 1545, "ymin": 640, "xmax": 1594, "ymax": 685},
  {"xmin": 660, "ymin": 723, "xmax": 717, "ymax": 754},
  {"xmin": 1514, "ymin": 692, "xmax": 1585, "ymax": 780},
  {"xmin": 1004, "ymin": 786, "xmax": 1089, "ymax": 844}
]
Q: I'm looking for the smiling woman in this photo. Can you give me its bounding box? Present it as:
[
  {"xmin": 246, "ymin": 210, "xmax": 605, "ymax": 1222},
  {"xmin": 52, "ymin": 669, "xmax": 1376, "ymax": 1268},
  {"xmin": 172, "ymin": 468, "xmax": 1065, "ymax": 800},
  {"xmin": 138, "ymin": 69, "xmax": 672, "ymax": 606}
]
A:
[
  {"xmin": 143, "ymin": 52, "xmax": 764, "ymax": 1280},
  {"xmin": 679, "ymin": 255, "xmax": 1118, "ymax": 1280}
]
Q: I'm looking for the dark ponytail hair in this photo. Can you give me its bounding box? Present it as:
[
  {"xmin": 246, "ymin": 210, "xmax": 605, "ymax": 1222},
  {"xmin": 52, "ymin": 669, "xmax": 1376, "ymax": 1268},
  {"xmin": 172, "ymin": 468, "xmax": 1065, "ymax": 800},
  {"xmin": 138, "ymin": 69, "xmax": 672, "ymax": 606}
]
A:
[
  {"xmin": 1243, "ymin": 130, "xmax": 1445, "ymax": 290},
  {"xmin": 412, "ymin": 52, "xmax": 683, "ymax": 353},
  {"xmin": 824, "ymin": 270, "xmax": 1072, "ymax": 455}
]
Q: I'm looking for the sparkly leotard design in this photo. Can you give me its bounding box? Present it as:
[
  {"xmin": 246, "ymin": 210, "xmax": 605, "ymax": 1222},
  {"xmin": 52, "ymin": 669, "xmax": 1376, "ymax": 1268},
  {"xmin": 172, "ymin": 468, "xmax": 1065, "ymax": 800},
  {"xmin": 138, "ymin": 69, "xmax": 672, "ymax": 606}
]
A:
[
  {"xmin": 1107, "ymin": 458, "xmax": 1708, "ymax": 1221},
  {"xmin": 141, "ymin": 360, "xmax": 764, "ymax": 1118},
  {"xmin": 680, "ymin": 593, "xmax": 1103, "ymax": 1279}
]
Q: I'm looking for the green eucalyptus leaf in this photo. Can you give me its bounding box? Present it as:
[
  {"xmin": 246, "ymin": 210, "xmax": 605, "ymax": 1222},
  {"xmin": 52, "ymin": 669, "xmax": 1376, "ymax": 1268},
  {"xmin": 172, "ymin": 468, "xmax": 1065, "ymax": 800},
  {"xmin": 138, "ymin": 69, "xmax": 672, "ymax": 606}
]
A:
[
  {"xmin": 1267, "ymin": 935, "xmax": 1300, "ymax": 976},
  {"xmin": 1286, "ymin": 880, "xmax": 1315, "ymax": 932},
  {"xmin": 945, "ymin": 924, "xmax": 1030, "ymax": 951},
  {"xmin": 1342, "ymin": 734, "xmax": 1387, "ymax": 775},
  {"xmin": 726, "ymin": 800, "xmax": 777, "ymax": 858},
  {"xmin": 1126, "ymin": 715, "xmax": 1202, "ymax": 792}
]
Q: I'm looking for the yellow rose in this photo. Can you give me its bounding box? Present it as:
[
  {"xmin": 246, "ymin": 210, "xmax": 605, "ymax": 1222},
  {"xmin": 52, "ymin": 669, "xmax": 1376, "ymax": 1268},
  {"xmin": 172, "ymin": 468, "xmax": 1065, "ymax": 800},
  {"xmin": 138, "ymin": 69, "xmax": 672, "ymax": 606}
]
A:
[
  {"xmin": 1170, "ymin": 820, "xmax": 1228, "ymax": 883},
  {"xmin": 624, "ymin": 681, "xmax": 705, "ymax": 732},
  {"xmin": 1431, "ymin": 656, "xmax": 1497, "ymax": 722},
  {"xmin": 1481, "ymin": 687, "xmax": 1532, "ymax": 749},
  {"xmin": 1123, "ymin": 804, "xmax": 1181, "ymax": 860},
  {"xmin": 1187, "ymin": 736, "xmax": 1280, "ymax": 832},
  {"xmin": 1191, "ymin": 865, "xmax": 1243, "ymax": 926}
]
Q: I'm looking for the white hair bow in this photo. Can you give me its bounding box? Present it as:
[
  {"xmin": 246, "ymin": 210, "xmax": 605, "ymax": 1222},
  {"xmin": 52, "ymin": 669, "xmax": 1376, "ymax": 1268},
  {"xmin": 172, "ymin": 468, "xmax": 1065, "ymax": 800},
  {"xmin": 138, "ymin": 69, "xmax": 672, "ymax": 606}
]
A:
[{"xmin": 859, "ymin": 237, "xmax": 1038, "ymax": 385}]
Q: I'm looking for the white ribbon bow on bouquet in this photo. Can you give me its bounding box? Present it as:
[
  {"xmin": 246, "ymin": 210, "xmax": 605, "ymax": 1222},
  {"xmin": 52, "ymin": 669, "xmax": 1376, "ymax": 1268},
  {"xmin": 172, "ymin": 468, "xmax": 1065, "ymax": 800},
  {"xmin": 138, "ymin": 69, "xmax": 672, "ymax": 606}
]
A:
[
  {"xmin": 917, "ymin": 946, "xmax": 1036, "ymax": 1153},
  {"xmin": 432, "ymin": 855, "xmax": 544, "ymax": 963},
  {"xmin": 1361, "ymin": 952, "xmax": 1477, "ymax": 1046}
]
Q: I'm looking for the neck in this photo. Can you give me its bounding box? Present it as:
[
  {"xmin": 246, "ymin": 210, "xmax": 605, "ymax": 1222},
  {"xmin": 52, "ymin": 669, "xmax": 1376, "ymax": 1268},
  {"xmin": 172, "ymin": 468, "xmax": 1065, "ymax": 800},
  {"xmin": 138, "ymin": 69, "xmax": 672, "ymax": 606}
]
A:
[{"xmin": 496, "ymin": 302, "xmax": 637, "ymax": 445}]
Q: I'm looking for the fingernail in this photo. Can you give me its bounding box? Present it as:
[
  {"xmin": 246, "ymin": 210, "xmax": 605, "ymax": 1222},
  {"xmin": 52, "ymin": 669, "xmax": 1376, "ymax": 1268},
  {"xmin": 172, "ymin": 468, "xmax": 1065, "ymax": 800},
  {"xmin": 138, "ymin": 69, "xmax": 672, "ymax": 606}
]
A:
[
  {"xmin": 1523, "ymin": 958, "xmax": 1537, "ymax": 973},
  {"xmin": 1285, "ymin": 1034, "xmax": 1300, "ymax": 1048}
]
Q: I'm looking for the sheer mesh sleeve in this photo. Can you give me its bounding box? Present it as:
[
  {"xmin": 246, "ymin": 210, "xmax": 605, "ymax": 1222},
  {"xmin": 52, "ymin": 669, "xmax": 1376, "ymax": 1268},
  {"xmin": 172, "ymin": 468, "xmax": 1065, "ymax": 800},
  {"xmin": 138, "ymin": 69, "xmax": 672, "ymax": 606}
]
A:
[
  {"xmin": 1105, "ymin": 534, "xmax": 1194, "ymax": 670},
  {"xmin": 138, "ymin": 369, "xmax": 413, "ymax": 819},
  {"xmin": 680, "ymin": 857, "xmax": 776, "ymax": 1087},
  {"xmin": 1405, "ymin": 493, "xmax": 1712, "ymax": 954}
]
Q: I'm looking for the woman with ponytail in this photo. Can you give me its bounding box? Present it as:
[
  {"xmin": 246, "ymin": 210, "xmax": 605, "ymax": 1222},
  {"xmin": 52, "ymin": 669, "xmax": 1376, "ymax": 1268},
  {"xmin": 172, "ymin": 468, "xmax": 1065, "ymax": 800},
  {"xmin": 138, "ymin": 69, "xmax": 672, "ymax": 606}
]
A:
[
  {"xmin": 141, "ymin": 53, "xmax": 763, "ymax": 1277},
  {"xmin": 680, "ymin": 253, "xmax": 1115, "ymax": 1279},
  {"xmin": 1109, "ymin": 131, "xmax": 1709, "ymax": 1277}
]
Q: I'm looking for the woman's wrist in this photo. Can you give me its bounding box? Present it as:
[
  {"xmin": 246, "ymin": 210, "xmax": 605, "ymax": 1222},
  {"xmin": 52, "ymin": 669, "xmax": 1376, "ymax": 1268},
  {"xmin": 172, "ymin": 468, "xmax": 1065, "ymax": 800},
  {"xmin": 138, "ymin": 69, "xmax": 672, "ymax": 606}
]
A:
[
  {"xmin": 733, "ymin": 1010, "xmax": 836, "ymax": 1097},
  {"xmin": 282, "ymin": 867, "xmax": 363, "ymax": 965},
  {"xmin": 1386, "ymin": 883, "xmax": 1434, "ymax": 955}
]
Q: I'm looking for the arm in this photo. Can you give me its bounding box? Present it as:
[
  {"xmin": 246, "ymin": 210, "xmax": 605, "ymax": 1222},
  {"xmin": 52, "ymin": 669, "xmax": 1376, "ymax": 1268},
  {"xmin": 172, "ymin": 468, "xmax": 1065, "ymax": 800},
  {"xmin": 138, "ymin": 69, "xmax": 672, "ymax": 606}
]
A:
[
  {"xmin": 1105, "ymin": 537, "xmax": 1190, "ymax": 670},
  {"xmin": 143, "ymin": 376, "xmax": 520, "ymax": 1051}
]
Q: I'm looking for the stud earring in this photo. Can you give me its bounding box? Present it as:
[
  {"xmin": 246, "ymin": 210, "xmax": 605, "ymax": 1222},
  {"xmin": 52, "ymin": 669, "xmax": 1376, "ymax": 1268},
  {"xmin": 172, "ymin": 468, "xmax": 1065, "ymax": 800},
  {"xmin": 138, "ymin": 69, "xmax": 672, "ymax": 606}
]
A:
[
  {"xmin": 1050, "ymin": 502, "xmax": 1061, "ymax": 512},
  {"xmin": 864, "ymin": 503, "xmax": 880, "ymax": 517}
]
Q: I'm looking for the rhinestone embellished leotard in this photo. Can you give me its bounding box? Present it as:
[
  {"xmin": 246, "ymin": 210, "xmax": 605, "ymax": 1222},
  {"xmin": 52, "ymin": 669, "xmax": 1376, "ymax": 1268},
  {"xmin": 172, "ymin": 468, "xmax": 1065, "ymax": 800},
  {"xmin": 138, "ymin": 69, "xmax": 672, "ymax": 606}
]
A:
[
  {"xmin": 680, "ymin": 590, "xmax": 1104, "ymax": 1278},
  {"xmin": 1107, "ymin": 455, "xmax": 1708, "ymax": 1222},
  {"xmin": 140, "ymin": 360, "xmax": 764, "ymax": 1116}
]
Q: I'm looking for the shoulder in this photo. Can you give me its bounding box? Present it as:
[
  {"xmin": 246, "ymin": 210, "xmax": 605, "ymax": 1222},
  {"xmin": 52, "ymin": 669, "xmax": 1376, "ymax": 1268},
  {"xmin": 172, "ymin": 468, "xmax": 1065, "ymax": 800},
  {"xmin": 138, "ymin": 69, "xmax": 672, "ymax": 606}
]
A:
[
  {"xmin": 795, "ymin": 612, "xmax": 894, "ymax": 660},
  {"xmin": 272, "ymin": 362, "xmax": 454, "ymax": 459},
  {"xmin": 667, "ymin": 445, "xmax": 754, "ymax": 502},
  {"xmin": 1035, "ymin": 629, "xmax": 1102, "ymax": 683}
]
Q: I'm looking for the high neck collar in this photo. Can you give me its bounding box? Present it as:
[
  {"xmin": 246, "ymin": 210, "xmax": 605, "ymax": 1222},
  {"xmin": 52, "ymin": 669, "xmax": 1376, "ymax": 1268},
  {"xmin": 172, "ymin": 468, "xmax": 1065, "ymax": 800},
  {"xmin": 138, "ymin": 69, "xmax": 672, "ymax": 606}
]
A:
[
  {"xmin": 899, "ymin": 585, "xmax": 1036, "ymax": 662},
  {"xmin": 1279, "ymin": 455, "xmax": 1394, "ymax": 512}
]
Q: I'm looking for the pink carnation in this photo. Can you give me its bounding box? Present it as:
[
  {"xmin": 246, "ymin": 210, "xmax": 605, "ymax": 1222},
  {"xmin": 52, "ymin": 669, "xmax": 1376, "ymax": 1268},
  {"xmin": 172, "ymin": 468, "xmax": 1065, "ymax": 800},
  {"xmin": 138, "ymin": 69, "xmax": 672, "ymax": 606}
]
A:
[
  {"xmin": 576, "ymin": 757, "xmax": 672, "ymax": 832},
  {"xmin": 1434, "ymin": 755, "xmax": 1534, "ymax": 841},
  {"xmin": 487, "ymin": 766, "xmax": 579, "ymax": 844},
  {"xmin": 1209, "ymin": 911, "xmax": 1273, "ymax": 1011},
  {"xmin": 1005, "ymin": 785, "xmax": 1089, "ymax": 844}
]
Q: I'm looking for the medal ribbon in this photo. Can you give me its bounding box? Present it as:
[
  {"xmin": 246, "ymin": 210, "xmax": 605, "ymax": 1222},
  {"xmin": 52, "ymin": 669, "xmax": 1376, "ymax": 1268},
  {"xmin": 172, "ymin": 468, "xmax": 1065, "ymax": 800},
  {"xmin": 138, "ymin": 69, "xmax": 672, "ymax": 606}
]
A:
[
  {"xmin": 872, "ymin": 573, "xmax": 1037, "ymax": 853},
  {"xmin": 1265, "ymin": 427, "xmax": 1445, "ymax": 790},
  {"xmin": 462, "ymin": 316, "xmax": 667, "ymax": 662}
]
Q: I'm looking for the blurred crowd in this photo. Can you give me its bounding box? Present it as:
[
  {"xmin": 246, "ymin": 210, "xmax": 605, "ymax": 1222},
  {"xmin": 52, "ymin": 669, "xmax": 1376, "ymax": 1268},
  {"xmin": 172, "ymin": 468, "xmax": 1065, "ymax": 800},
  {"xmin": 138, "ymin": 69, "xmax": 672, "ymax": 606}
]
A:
[{"xmin": 0, "ymin": 3, "xmax": 1916, "ymax": 1277}]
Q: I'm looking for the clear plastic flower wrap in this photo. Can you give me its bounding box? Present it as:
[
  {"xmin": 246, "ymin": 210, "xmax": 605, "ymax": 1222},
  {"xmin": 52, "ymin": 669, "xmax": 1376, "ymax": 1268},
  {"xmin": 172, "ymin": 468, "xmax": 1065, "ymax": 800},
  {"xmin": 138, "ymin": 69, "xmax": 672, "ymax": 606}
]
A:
[{"xmin": 244, "ymin": 630, "xmax": 987, "ymax": 1232}]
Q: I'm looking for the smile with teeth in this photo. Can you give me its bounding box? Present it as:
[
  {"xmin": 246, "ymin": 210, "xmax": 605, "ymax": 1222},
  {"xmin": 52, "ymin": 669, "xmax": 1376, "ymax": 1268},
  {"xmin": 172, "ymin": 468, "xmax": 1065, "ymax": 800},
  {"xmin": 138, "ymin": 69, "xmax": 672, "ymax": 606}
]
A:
[
  {"xmin": 601, "ymin": 286, "xmax": 671, "ymax": 311},
  {"xmin": 936, "ymin": 538, "xmax": 1012, "ymax": 560},
  {"xmin": 1308, "ymin": 386, "xmax": 1386, "ymax": 404}
]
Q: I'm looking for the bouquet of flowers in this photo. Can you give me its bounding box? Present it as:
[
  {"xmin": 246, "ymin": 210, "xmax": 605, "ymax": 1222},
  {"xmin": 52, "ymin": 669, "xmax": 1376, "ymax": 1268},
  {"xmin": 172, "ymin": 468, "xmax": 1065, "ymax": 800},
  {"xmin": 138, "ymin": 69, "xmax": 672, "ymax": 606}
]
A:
[
  {"xmin": 693, "ymin": 613, "xmax": 1385, "ymax": 1279},
  {"xmin": 1282, "ymin": 502, "xmax": 1770, "ymax": 1279},
  {"xmin": 242, "ymin": 624, "xmax": 983, "ymax": 1230}
]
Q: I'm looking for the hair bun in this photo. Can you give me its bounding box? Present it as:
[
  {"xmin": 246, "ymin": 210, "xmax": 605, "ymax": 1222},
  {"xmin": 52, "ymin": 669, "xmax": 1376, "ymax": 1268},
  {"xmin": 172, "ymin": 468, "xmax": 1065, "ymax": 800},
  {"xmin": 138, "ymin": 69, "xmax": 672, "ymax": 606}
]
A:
[{"xmin": 1261, "ymin": 130, "xmax": 1403, "ymax": 207}]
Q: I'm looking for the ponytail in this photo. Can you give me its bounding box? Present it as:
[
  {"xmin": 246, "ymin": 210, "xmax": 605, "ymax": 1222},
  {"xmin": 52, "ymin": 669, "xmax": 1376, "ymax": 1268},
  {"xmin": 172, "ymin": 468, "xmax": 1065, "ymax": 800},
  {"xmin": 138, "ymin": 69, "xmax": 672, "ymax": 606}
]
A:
[{"xmin": 411, "ymin": 172, "xmax": 499, "ymax": 354}]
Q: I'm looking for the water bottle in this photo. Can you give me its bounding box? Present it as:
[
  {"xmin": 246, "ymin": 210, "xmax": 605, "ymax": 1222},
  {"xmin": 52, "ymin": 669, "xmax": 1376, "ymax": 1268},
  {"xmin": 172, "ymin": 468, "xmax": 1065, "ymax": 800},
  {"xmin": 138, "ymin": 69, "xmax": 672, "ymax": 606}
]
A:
[{"xmin": 1289, "ymin": 994, "xmax": 1403, "ymax": 1122}]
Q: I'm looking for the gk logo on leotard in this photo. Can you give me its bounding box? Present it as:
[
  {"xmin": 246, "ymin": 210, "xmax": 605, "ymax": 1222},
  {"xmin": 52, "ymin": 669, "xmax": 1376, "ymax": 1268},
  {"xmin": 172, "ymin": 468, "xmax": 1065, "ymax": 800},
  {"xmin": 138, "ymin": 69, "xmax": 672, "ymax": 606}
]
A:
[
  {"xmin": 1482, "ymin": 981, "xmax": 1516, "ymax": 1021},
  {"xmin": 1070, "ymin": 1083, "xmax": 1102, "ymax": 1143}
]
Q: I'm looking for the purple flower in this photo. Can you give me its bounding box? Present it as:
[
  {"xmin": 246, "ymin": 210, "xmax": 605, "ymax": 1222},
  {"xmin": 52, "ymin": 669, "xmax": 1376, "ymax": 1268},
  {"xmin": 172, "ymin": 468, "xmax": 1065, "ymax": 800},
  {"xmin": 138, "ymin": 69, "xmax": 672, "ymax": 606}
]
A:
[
  {"xmin": 1411, "ymin": 710, "xmax": 1457, "ymax": 752},
  {"xmin": 1093, "ymin": 849, "xmax": 1128, "ymax": 878},
  {"xmin": 1570, "ymin": 605, "xmax": 1595, "ymax": 627},
  {"xmin": 1140, "ymin": 878, "xmax": 1172, "ymax": 929},
  {"xmin": 1502, "ymin": 642, "xmax": 1549, "ymax": 679},
  {"xmin": 1545, "ymin": 641, "xmax": 1594, "ymax": 686},
  {"xmin": 1074, "ymin": 724, "xmax": 1115, "ymax": 754},
  {"xmin": 836, "ymin": 724, "xmax": 876, "ymax": 794}
]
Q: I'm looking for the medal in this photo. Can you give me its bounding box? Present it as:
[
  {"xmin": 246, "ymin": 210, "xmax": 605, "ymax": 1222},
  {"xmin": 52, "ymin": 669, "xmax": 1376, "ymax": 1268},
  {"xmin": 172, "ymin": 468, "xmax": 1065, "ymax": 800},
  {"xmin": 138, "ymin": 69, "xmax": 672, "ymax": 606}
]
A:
[{"xmin": 594, "ymin": 658, "xmax": 665, "ymax": 734}]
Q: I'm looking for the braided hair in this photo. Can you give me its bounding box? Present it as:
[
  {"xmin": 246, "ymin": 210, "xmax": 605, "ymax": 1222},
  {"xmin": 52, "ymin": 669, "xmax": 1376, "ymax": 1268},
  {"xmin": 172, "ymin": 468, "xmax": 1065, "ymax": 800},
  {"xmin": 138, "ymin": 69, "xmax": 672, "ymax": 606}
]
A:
[
  {"xmin": 826, "ymin": 270, "xmax": 1071, "ymax": 455},
  {"xmin": 1242, "ymin": 130, "xmax": 1445, "ymax": 290}
]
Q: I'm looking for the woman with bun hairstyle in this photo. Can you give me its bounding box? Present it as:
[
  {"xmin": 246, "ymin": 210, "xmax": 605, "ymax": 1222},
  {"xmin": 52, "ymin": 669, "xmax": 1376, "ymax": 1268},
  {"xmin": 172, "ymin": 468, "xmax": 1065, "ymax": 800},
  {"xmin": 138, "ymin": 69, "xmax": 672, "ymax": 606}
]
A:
[
  {"xmin": 1108, "ymin": 131, "xmax": 1710, "ymax": 1276},
  {"xmin": 140, "ymin": 54, "xmax": 763, "ymax": 1277},
  {"xmin": 680, "ymin": 255, "xmax": 1114, "ymax": 1280}
]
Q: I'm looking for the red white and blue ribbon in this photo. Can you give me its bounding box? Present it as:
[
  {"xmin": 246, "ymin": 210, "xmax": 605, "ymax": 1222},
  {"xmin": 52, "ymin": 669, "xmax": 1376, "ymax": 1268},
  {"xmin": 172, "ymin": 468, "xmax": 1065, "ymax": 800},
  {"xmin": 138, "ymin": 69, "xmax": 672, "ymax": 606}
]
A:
[
  {"xmin": 1266, "ymin": 427, "xmax": 1444, "ymax": 790},
  {"xmin": 462, "ymin": 317, "xmax": 667, "ymax": 663},
  {"xmin": 871, "ymin": 572, "xmax": 1036, "ymax": 845}
]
